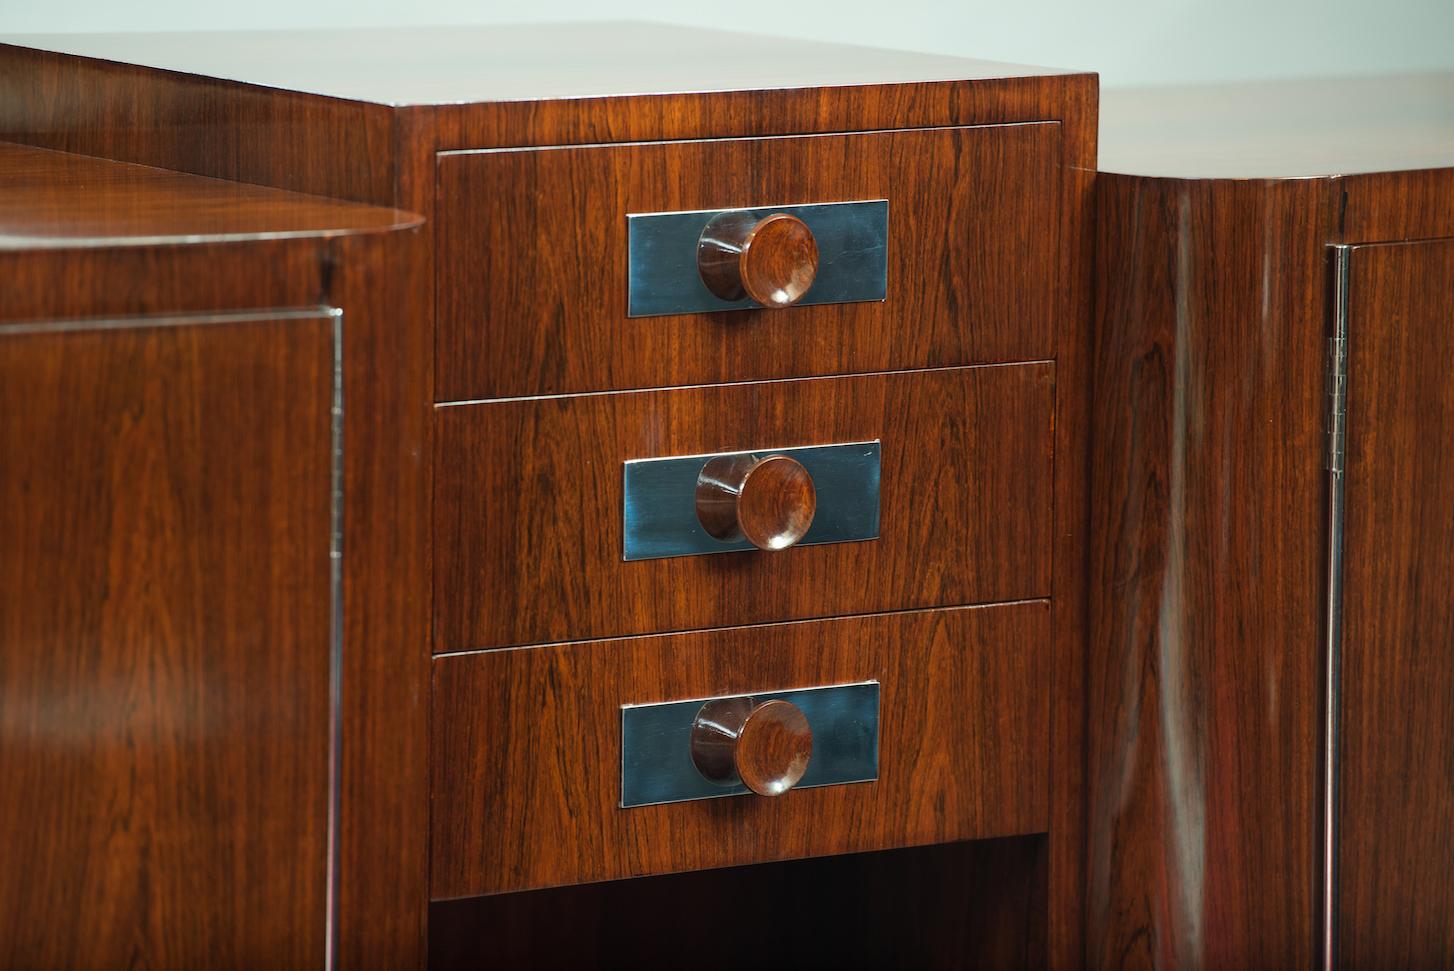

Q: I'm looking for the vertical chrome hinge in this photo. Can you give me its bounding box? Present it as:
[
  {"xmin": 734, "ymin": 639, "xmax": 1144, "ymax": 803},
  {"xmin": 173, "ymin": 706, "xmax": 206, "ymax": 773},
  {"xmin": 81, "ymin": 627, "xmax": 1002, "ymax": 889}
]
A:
[
  {"xmin": 1327, "ymin": 244, "xmax": 1352, "ymax": 477},
  {"xmin": 1321, "ymin": 245, "xmax": 1351, "ymax": 971},
  {"xmin": 1325, "ymin": 336, "xmax": 1348, "ymax": 473}
]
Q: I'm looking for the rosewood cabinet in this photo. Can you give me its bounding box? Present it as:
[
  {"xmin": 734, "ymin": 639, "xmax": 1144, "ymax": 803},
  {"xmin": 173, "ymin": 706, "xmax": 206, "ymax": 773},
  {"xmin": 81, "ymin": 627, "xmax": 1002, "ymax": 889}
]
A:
[
  {"xmin": 0, "ymin": 143, "xmax": 424, "ymax": 967},
  {"xmin": 0, "ymin": 24, "xmax": 1094, "ymax": 970},
  {"xmin": 1090, "ymin": 75, "xmax": 1454, "ymax": 969},
  {"xmin": 8, "ymin": 23, "xmax": 1453, "ymax": 971}
]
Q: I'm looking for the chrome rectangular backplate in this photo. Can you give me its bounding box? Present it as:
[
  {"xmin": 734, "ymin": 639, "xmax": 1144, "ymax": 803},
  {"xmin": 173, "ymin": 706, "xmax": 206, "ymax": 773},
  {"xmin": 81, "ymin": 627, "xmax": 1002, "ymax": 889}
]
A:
[
  {"xmin": 622, "ymin": 440, "xmax": 880, "ymax": 561},
  {"xmin": 626, "ymin": 200, "xmax": 888, "ymax": 317},
  {"xmin": 620, "ymin": 681, "xmax": 880, "ymax": 808}
]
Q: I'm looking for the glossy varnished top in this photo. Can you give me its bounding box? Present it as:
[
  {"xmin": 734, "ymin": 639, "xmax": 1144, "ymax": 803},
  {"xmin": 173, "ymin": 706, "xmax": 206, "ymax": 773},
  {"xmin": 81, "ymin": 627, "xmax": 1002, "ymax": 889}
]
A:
[
  {"xmin": 0, "ymin": 22, "xmax": 1076, "ymax": 108},
  {"xmin": 1100, "ymin": 73, "xmax": 1454, "ymax": 179},
  {"xmin": 0, "ymin": 141, "xmax": 420, "ymax": 250}
]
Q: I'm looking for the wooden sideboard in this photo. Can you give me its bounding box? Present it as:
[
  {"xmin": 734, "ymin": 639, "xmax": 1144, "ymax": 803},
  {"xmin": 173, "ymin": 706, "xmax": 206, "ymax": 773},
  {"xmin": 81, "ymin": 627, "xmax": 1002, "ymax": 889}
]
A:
[
  {"xmin": 13, "ymin": 26, "xmax": 1447, "ymax": 971},
  {"xmin": 1090, "ymin": 74, "xmax": 1454, "ymax": 969},
  {"xmin": 0, "ymin": 25, "xmax": 1095, "ymax": 969}
]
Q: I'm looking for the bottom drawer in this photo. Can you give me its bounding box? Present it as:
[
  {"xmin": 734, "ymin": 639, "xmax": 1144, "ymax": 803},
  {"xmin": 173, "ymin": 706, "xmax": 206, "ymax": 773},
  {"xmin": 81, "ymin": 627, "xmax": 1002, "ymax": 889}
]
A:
[{"xmin": 430, "ymin": 601, "xmax": 1049, "ymax": 899}]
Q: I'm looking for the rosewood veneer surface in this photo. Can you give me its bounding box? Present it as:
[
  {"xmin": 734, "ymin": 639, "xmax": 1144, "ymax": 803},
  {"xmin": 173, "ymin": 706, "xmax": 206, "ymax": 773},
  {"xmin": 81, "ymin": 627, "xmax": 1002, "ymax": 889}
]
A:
[
  {"xmin": 433, "ymin": 603, "xmax": 1050, "ymax": 897},
  {"xmin": 1336, "ymin": 237, "xmax": 1454, "ymax": 968},
  {"xmin": 0, "ymin": 26, "xmax": 1095, "ymax": 969},
  {"xmin": 0, "ymin": 308, "xmax": 336, "ymax": 969},
  {"xmin": 435, "ymin": 122, "xmax": 1061, "ymax": 399},
  {"xmin": 0, "ymin": 141, "xmax": 428, "ymax": 967},
  {"xmin": 0, "ymin": 140, "xmax": 415, "ymax": 248},
  {"xmin": 435, "ymin": 365, "xmax": 1053, "ymax": 651},
  {"xmin": 1091, "ymin": 74, "xmax": 1454, "ymax": 970}
]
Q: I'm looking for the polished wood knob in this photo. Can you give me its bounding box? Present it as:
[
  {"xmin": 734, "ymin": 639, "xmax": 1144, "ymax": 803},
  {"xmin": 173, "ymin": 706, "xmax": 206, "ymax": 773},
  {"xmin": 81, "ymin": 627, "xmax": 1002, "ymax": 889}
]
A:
[
  {"xmin": 697, "ymin": 211, "xmax": 819, "ymax": 308},
  {"xmin": 690, "ymin": 697, "xmax": 813, "ymax": 796},
  {"xmin": 695, "ymin": 453, "xmax": 816, "ymax": 551}
]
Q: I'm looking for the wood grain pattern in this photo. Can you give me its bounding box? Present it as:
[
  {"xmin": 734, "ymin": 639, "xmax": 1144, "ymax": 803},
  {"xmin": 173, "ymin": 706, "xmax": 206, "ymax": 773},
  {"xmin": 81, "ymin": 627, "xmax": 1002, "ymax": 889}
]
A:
[
  {"xmin": 0, "ymin": 312, "xmax": 335, "ymax": 968},
  {"xmin": 1044, "ymin": 72, "xmax": 1096, "ymax": 971},
  {"xmin": 1092, "ymin": 77, "xmax": 1454, "ymax": 970},
  {"xmin": 0, "ymin": 140, "xmax": 418, "ymax": 248},
  {"xmin": 431, "ymin": 602, "xmax": 1050, "ymax": 898},
  {"xmin": 0, "ymin": 34, "xmax": 1093, "ymax": 217},
  {"xmin": 423, "ymin": 73, "xmax": 1092, "ymax": 159},
  {"xmin": 0, "ymin": 143, "xmax": 433, "ymax": 968},
  {"xmin": 0, "ymin": 33, "xmax": 1096, "ymax": 967},
  {"xmin": 698, "ymin": 698, "xmax": 814, "ymax": 796},
  {"xmin": 0, "ymin": 240, "xmax": 327, "ymax": 322},
  {"xmin": 328, "ymin": 227, "xmax": 434, "ymax": 969},
  {"xmin": 428, "ymin": 835, "xmax": 1047, "ymax": 970},
  {"xmin": 695, "ymin": 452, "xmax": 817, "ymax": 550},
  {"xmin": 1087, "ymin": 174, "xmax": 1331, "ymax": 968},
  {"xmin": 435, "ymin": 123, "xmax": 1059, "ymax": 399},
  {"xmin": 697, "ymin": 210, "xmax": 819, "ymax": 307},
  {"xmin": 1337, "ymin": 167, "xmax": 1454, "ymax": 244},
  {"xmin": 434, "ymin": 363, "xmax": 1053, "ymax": 652},
  {"xmin": 0, "ymin": 45, "xmax": 397, "ymax": 205},
  {"xmin": 1337, "ymin": 238, "xmax": 1454, "ymax": 968}
]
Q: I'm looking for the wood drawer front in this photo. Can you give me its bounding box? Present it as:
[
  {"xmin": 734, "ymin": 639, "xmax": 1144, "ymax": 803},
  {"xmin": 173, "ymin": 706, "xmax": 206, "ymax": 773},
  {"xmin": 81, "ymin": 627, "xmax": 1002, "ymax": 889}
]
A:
[
  {"xmin": 435, "ymin": 122, "xmax": 1061, "ymax": 401},
  {"xmin": 431, "ymin": 601, "xmax": 1049, "ymax": 899},
  {"xmin": 434, "ymin": 363, "xmax": 1053, "ymax": 653}
]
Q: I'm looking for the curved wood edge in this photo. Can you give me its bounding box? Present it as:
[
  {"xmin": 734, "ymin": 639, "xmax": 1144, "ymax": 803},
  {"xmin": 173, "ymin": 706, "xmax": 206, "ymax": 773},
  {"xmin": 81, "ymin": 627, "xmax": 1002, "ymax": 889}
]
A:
[
  {"xmin": 1085, "ymin": 171, "xmax": 1335, "ymax": 967},
  {"xmin": 0, "ymin": 141, "xmax": 420, "ymax": 250}
]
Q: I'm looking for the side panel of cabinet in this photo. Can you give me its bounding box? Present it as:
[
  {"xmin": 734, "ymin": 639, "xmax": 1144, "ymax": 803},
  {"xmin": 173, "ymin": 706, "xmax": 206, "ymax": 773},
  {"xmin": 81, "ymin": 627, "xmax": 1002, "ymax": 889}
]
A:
[
  {"xmin": 0, "ymin": 312, "xmax": 337, "ymax": 968},
  {"xmin": 1337, "ymin": 238, "xmax": 1454, "ymax": 966},
  {"xmin": 1087, "ymin": 174, "xmax": 1331, "ymax": 969}
]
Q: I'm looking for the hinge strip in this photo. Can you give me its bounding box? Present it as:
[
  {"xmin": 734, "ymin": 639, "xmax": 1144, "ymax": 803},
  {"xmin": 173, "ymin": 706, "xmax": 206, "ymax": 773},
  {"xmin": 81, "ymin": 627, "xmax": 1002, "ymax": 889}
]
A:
[
  {"xmin": 1326, "ymin": 335, "xmax": 1348, "ymax": 473},
  {"xmin": 1321, "ymin": 243, "xmax": 1352, "ymax": 971}
]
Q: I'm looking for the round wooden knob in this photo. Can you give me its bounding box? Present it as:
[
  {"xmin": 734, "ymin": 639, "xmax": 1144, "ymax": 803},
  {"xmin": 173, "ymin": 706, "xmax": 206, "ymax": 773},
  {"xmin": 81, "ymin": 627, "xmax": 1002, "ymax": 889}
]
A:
[
  {"xmin": 697, "ymin": 211, "xmax": 819, "ymax": 308},
  {"xmin": 695, "ymin": 453, "xmax": 816, "ymax": 551},
  {"xmin": 690, "ymin": 697, "xmax": 813, "ymax": 796}
]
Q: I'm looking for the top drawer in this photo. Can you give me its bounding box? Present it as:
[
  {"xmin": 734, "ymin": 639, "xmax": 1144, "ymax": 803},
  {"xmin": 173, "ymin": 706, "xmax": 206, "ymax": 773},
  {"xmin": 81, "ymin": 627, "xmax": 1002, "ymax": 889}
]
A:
[{"xmin": 435, "ymin": 123, "xmax": 1062, "ymax": 401}]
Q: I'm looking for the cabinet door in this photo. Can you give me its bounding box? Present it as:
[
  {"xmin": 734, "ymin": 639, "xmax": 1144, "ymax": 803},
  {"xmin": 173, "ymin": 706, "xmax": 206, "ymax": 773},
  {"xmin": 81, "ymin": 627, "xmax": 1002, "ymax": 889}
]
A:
[
  {"xmin": 1337, "ymin": 238, "xmax": 1454, "ymax": 967},
  {"xmin": 0, "ymin": 311, "xmax": 338, "ymax": 968}
]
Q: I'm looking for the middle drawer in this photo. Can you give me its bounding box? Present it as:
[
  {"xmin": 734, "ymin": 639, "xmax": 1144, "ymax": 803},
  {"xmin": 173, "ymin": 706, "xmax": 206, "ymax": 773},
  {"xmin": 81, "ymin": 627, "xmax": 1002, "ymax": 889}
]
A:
[{"xmin": 434, "ymin": 363, "xmax": 1052, "ymax": 652}]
